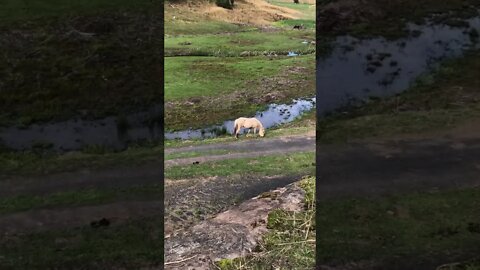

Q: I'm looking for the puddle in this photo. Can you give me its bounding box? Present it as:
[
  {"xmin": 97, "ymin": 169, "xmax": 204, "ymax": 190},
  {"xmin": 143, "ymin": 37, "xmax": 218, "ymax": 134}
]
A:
[
  {"xmin": 165, "ymin": 97, "xmax": 316, "ymax": 140},
  {"xmin": 0, "ymin": 105, "xmax": 162, "ymax": 152},
  {"xmin": 288, "ymin": 51, "xmax": 300, "ymax": 56},
  {"xmin": 317, "ymin": 16, "xmax": 480, "ymax": 114}
]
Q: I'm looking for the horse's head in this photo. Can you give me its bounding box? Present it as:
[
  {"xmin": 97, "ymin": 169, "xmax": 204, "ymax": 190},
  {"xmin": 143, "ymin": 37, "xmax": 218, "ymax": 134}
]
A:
[{"xmin": 259, "ymin": 128, "xmax": 265, "ymax": 137}]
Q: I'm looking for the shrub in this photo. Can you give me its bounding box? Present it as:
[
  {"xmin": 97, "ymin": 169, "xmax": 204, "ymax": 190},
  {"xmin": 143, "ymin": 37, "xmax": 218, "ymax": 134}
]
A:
[{"xmin": 216, "ymin": 0, "xmax": 234, "ymax": 9}]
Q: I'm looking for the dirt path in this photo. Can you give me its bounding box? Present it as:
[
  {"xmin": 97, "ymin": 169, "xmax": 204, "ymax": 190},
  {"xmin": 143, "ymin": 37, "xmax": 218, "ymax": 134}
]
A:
[
  {"xmin": 164, "ymin": 174, "xmax": 303, "ymax": 236},
  {"xmin": 165, "ymin": 134, "xmax": 316, "ymax": 167},
  {"xmin": 318, "ymin": 136, "xmax": 480, "ymax": 199},
  {"xmin": 2, "ymin": 132, "xmax": 480, "ymax": 236},
  {"xmin": 1, "ymin": 133, "xmax": 315, "ymax": 197},
  {"xmin": 0, "ymin": 134, "xmax": 314, "ymax": 234},
  {"xmin": 0, "ymin": 200, "xmax": 163, "ymax": 234},
  {"xmin": 165, "ymin": 133, "xmax": 315, "ymax": 155}
]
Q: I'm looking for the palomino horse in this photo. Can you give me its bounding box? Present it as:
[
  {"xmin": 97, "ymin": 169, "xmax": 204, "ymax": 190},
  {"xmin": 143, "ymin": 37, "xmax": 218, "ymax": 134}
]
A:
[{"xmin": 233, "ymin": 117, "xmax": 265, "ymax": 139}]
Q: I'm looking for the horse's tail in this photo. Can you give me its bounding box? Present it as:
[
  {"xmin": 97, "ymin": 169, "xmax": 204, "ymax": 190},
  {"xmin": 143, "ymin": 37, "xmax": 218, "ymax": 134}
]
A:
[{"xmin": 233, "ymin": 121, "xmax": 238, "ymax": 135}]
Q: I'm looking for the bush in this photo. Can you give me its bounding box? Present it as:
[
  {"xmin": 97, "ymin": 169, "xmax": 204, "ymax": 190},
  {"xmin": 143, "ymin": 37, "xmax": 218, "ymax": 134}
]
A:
[{"xmin": 216, "ymin": 0, "xmax": 234, "ymax": 9}]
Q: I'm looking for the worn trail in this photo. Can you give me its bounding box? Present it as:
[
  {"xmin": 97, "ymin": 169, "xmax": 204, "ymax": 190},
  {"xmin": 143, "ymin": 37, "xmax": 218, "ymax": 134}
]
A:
[{"xmin": 2, "ymin": 132, "xmax": 480, "ymax": 236}]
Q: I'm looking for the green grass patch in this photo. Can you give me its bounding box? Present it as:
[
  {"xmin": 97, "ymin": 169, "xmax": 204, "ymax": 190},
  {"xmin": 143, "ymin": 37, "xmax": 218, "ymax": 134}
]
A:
[
  {"xmin": 165, "ymin": 55, "xmax": 315, "ymax": 130},
  {"xmin": 318, "ymin": 49, "xmax": 480, "ymax": 143},
  {"xmin": 0, "ymin": 216, "xmax": 164, "ymax": 269},
  {"xmin": 317, "ymin": 187, "xmax": 480, "ymax": 267},
  {"xmin": 217, "ymin": 176, "xmax": 315, "ymax": 269},
  {"xmin": 0, "ymin": 143, "xmax": 163, "ymax": 178},
  {"xmin": 164, "ymin": 30, "xmax": 315, "ymax": 57},
  {"xmin": 0, "ymin": 0, "xmax": 156, "ymax": 23},
  {"xmin": 0, "ymin": 184, "xmax": 162, "ymax": 215},
  {"xmin": 165, "ymin": 19, "xmax": 251, "ymax": 36},
  {"xmin": 275, "ymin": 19, "xmax": 316, "ymax": 29},
  {"xmin": 0, "ymin": 9, "xmax": 162, "ymax": 126},
  {"xmin": 165, "ymin": 55, "xmax": 312, "ymax": 100},
  {"xmin": 165, "ymin": 149, "xmax": 232, "ymax": 160},
  {"xmin": 165, "ymin": 151, "xmax": 315, "ymax": 179}
]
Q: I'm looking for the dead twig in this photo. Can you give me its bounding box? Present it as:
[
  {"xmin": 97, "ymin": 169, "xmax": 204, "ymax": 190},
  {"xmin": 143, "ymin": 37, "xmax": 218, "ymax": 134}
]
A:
[
  {"xmin": 164, "ymin": 254, "xmax": 198, "ymax": 266},
  {"xmin": 274, "ymin": 239, "xmax": 315, "ymax": 246}
]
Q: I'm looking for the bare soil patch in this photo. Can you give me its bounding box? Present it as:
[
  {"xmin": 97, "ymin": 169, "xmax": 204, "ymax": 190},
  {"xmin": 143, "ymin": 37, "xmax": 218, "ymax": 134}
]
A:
[
  {"xmin": 164, "ymin": 181, "xmax": 306, "ymax": 269},
  {"xmin": 168, "ymin": 0, "xmax": 302, "ymax": 27}
]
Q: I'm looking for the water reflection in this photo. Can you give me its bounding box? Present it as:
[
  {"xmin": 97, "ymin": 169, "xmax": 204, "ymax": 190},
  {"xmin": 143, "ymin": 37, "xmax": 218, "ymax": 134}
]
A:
[{"xmin": 317, "ymin": 17, "xmax": 480, "ymax": 114}]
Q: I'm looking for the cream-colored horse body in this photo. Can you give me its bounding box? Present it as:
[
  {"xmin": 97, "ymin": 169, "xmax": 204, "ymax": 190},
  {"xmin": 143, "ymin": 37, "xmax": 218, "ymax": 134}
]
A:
[{"xmin": 233, "ymin": 117, "xmax": 265, "ymax": 139}]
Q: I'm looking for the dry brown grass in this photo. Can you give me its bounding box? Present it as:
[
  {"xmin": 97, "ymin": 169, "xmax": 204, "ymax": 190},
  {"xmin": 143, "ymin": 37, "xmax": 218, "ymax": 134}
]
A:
[{"xmin": 167, "ymin": 0, "xmax": 302, "ymax": 26}]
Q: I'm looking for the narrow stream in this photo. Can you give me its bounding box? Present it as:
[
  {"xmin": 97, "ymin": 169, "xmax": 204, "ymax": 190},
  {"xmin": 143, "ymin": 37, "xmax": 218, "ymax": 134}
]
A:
[{"xmin": 164, "ymin": 97, "xmax": 316, "ymax": 140}]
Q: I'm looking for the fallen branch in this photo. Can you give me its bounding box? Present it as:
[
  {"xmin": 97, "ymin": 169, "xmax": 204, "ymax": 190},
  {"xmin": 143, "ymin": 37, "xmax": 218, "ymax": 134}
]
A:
[
  {"xmin": 274, "ymin": 239, "xmax": 315, "ymax": 246},
  {"xmin": 164, "ymin": 254, "xmax": 198, "ymax": 266}
]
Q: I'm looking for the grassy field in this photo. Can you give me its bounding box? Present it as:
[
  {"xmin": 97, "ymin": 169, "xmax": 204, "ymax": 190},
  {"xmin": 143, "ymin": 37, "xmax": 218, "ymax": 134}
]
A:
[
  {"xmin": 0, "ymin": 0, "xmax": 155, "ymax": 22},
  {"xmin": 165, "ymin": 30, "xmax": 315, "ymax": 57},
  {"xmin": 0, "ymin": 184, "xmax": 163, "ymax": 215},
  {"xmin": 164, "ymin": 0, "xmax": 316, "ymax": 131},
  {"xmin": 217, "ymin": 176, "xmax": 315, "ymax": 269},
  {"xmin": 0, "ymin": 0, "xmax": 162, "ymax": 127},
  {"xmin": 165, "ymin": 55, "xmax": 315, "ymax": 130},
  {"xmin": 0, "ymin": 153, "xmax": 314, "ymax": 269},
  {"xmin": 0, "ymin": 216, "xmax": 165, "ymax": 269},
  {"xmin": 165, "ymin": 56, "xmax": 313, "ymax": 100},
  {"xmin": 317, "ymin": 187, "xmax": 480, "ymax": 268},
  {"xmin": 0, "ymin": 143, "xmax": 163, "ymax": 178},
  {"xmin": 318, "ymin": 49, "xmax": 480, "ymax": 144},
  {"xmin": 165, "ymin": 151, "xmax": 315, "ymax": 179},
  {"xmin": 314, "ymin": 23, "xmax": 480, "ymax": 269}
]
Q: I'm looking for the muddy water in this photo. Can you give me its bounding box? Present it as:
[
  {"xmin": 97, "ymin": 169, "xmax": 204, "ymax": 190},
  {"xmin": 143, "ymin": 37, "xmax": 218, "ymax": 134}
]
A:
[
  {"xmin": 0, "ymin": 105, "xmax": 162, "ymax": 151},
  {"xmin": 0, "ymin": 97, "xmax": 314, "ymax": 150},
  {"xmin": 317, "ymin": 17, "xmax": 480, "ymax": 114},
  {"xmin": 164, "ymin": 97, "xmax": 316, "ymax": 140}
]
